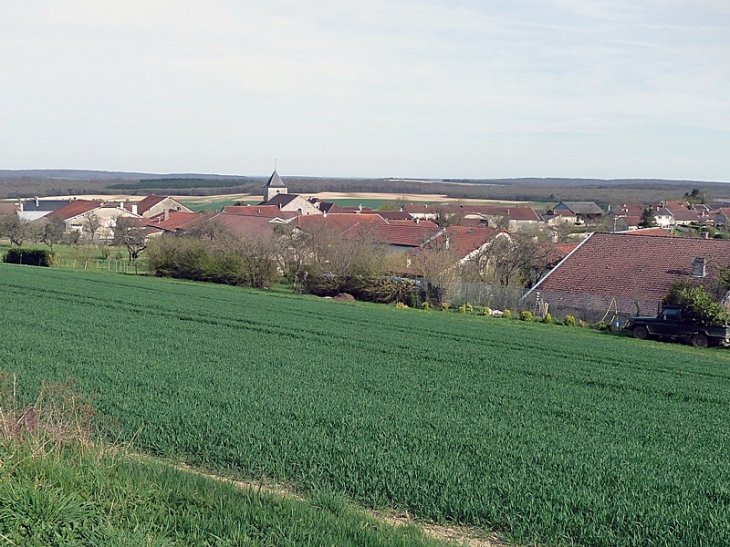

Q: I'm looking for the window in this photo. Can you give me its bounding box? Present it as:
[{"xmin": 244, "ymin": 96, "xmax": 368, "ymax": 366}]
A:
[{"xmin": 692, "ymin": 257, "xmax": 706, "ymax": 278}]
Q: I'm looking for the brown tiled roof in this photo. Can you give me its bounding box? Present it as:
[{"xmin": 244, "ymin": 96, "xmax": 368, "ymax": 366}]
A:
[
  {"xmin": 427, "ymin": 226, "xmax": 506, "ymax": 260},
  {"xmin": 613, "ymin": 204, "xmax": 645, "ymax": 216},
  {"xmin": 207, "ymin": 212, "xmax": 277, "ymax": 238},
  {"xmin": 376, "ymin": 211, "xmax": 412, "ymax": 221},
  {"xmin": 554, "ymin": 242, "xmax": 580, "ymax": 257},
  {"xmin": 532, "ymin": 232, "xmax": 730, "ymax": 304},
  {"xmin": 221, "ymin": 205, "xmax": 298, "ymax": 219},
  {"xmin": 374, "ymin": 222, "xmax": 441, "ymax": 248},
  {"xmin": 131, "ymin": 195, "xmax": 167, "ymax": 215},
  {"xmin": 629, "ymin": 227, "xmax": 674, "ymax": 236},
  {"xmin": 296, "ymin": 213, "xmax": 386, "ymax": 237},
  {"xmin": 0, "ymin": 203, "xmax": 19, "ymax": 215},
  {"xmin": 146, "ymin": 211, "xmax": 210, "ymax": 232},
  {"xmin": 46, "ymin": 200, "xmax": 102, "ymax": 221}
]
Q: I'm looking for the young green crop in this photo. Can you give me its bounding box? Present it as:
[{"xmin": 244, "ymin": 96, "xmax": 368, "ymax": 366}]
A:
[{"xmin": 2, "ymin": 263, "xmax": 730, "ymax": 547}]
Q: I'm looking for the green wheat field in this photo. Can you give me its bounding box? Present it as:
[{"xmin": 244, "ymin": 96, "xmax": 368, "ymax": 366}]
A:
[{"xmin": 2, "ymin": 263, "xmax": 729, "ymax": 546}]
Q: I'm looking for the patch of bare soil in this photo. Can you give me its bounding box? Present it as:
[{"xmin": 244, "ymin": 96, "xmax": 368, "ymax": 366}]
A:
[
  {"xmin": 167, "ymin": 461, "xmax": 509, "ymax": 546},
  {"xmin": 379, "ymin": 511, "xmax": 508, "ymax": 547},
  {"xmin": 333, "ymin": 293, "xmax": 356, "ymax": 302}
]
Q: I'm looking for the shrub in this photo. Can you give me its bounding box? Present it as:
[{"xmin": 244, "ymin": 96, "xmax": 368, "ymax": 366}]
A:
[
  {"xmin": 662, "ymin": 281, "xmax": 729, "ymax": 326},
  {"xmin": 578, "ymin": 319, "xmax": 587, "ymax": 328},
  {"xmin": 458, "ymin": 305, "xmax": 466, "ymax": 314},
  {"xmin": 520, "ymin": 311, "xmax": 533, "ymax": 322},
  {"xmin": 420, "ymin": 301, "xmax": 430, "ymax": 310},
  {"xmin": 594, "ymin": 320, "xmax": 607, "ymax": 331},
  {"xmin": 542, "ymin": 313, "xmax": 553, "ymax": 324},
  {"xmin": 440, "ymin": 302, "xmax": 449, "ymax": 312},
  {"xmin": 563, "ymin": 315, "xmax": 576, "ymax": 327},
  {"xmin": 502, "ymin": 309, "xmax": 511, "ymax": 319},
  {"xmin": 465, "ymin": 304, "xmax": 474, "ymax": 314},
  {"xmin": 3, "ymin": 248, "xmax": 54, "ymax": 267},
  {"xmin": 482, "ymin": 307, "xmax": 491, "ymax": 316},
  {"xmin": 394, "ymin": 302, "xmax": 409, "ymax": 309}
]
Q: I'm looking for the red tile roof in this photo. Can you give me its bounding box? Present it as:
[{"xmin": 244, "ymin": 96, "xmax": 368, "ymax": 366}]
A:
[
  {"xmin": 532, "ymin": 232, "xmax": 730, "ymax": 306},
  {"xmin": 46, "ymin": 200, "xmax": 102, "ymax": 221},
  {"xmin": 376, "ymin": 211, "xmax": 413, "ymax": 221},
  {"xmin": 146, "ymin": 211, "xmax": 210, "ymax": 232},
  {"xmin": 296, "ymin": 213, "xmax": 387, "ymax": 237},
  {"xmin": 208, "ymin": 212, "xmax": 277, "ymax": 238},
  {"xmin": 554, "ymin": 242, "xmax": 580, "ymax": 257},
  {"xmin": 628, "ymin": 227, "xmax": 674, "ymax": 236},
  {"xmin": 426, "ymin": 226, "xmax": 506, "ymax": 260},
  {"xmin": 0, "ymin": 203, "xmax": 19, "ymax": 215},
  {"xmin": 374, "ymin": 222, "xmax": 441, "ymax": 248},
  {"xmin": 132, "ymin": 195, "xmax": 167, "ymax": 215}
]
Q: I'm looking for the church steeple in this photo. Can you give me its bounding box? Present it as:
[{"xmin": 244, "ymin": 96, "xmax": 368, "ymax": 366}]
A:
[{"xmin": 263, "ymin": 169, "xmax": 287, "ymax": 202}]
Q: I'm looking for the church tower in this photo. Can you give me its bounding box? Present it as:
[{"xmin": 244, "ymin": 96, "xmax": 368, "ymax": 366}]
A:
[{"xmin": 263, "ymin": 170, "xmax": 287, "ymax": 202}]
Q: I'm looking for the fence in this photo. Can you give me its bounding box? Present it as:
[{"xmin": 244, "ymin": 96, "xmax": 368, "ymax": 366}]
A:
[
  {"xmin": 446, "ymin": 282, "xmax": 664, "ymax": 324},
  {"xmin": 523, "ymin": 290, "xmax": 663, "ymax": 325},
  {"xmin": 444, "ymin": 281, "xmax": 528, "ymax": 311},
  {"xmin": 54, "ymin": 258, "xmax": 141, "ymax": 274}
]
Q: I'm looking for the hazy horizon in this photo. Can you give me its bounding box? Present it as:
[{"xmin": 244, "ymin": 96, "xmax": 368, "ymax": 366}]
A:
[{"xmin": 2, "ymin": 2, "xmax": 728, "ymax": 182}]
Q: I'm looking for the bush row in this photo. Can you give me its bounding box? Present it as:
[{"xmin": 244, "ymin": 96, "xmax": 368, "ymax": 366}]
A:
[
  {"xmin": 304, "ymin": 273, "xmax": 416, "ymax": 304},
  {"xmin": 147, "ymin": 236, "xmax": 280, "ymax": 289},
  {"xmin": 2, "ymin": 248, "xmax": 54, "ymax": 267}
]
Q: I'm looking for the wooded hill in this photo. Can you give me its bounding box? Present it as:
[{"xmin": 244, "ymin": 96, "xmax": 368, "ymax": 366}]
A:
[{"xmin": 2, "ymin": 169, "xmax": 730, "ymax": 207}]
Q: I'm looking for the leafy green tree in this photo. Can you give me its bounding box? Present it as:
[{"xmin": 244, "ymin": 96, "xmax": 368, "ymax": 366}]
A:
[
  {"xmin": 639, "ymin": 207, "xmax": 657, "ymax": 228},
  {"xmin": 662, "ymin": 282, "xmax": 728, "ymax": 326},
  {"xmin": 684, "ymin": 188, "xmax": 705, "ymax": 204}
]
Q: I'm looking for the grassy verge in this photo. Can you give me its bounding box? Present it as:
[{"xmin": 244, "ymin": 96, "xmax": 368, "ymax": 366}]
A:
[{"xmin": 0, "ymin": 376, "xmax": 455, "ymax": 547}]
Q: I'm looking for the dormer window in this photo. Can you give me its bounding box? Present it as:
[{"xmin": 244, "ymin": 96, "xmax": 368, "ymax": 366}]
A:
[{"xmin": 692, "ymin": 257, "xmax": 706, "ymax": 278}]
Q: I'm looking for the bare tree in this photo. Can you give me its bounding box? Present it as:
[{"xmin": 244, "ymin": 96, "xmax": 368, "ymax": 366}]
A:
[
  {"xmin": 0, "ymin": 213, "xmax": 30, "ymax": 246},
  {"xmin": 113, "ymin": 217, "xmax": 147, "ymax": 273},
  {"xmin": 83, "ymin": 212, "xmax": 102, "ymax": 244},
  {"xmin": 463, "ymin": 231, "xmax": 558, "ymax": 287},
  {"xmin": 411, "ymin": 236, "xmax": 459, "ymax": 304},
  {"xmin": 39, "ymin": 218, "xmax": 67, "ymax": 253}
]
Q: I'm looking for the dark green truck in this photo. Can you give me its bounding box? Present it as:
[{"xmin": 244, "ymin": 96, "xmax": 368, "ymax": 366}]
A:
[{"xmin": 628, "ymin": 306, "xmax": 730, "ymax": 348}]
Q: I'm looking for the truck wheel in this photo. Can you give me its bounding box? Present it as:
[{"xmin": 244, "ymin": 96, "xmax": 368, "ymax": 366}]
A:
[
  {"xmin": 633, "ymin": 326, "xmax": 649, "ymax": 340},
  {"xmin": 691, "ymin": 333, "xmax": 709, "ymax": 348}
]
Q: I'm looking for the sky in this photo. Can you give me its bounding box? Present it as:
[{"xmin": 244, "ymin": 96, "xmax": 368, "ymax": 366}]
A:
[{"xmin": 1, "ymin": 1, "xmax": 729, "ymax": 181}]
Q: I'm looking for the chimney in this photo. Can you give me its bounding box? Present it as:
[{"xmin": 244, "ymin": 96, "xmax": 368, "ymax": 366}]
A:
[
  {"xmin": 34, "ymin": 196, "xmax": 39, "ymax": 207},
  {"xmin": 164, "ymin": 208, "xmax": 169, "ymax": 221},
  {"xmin": 18, "ymin": 199, "xmax": 23, "ymax": 212},
  {"xmin": 131, "ymin": 204, "xmax": 138, "ymax": 215},
  {"xmin": 118, "ymin": 200, "xmax": 124, "ymax": 210},
  {"xmin": 415, "ymin": 218, "xmax": 420, "ymax": 224}
]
